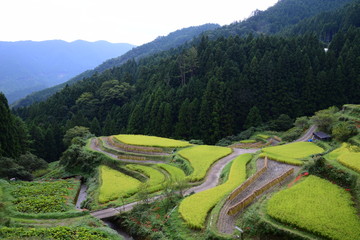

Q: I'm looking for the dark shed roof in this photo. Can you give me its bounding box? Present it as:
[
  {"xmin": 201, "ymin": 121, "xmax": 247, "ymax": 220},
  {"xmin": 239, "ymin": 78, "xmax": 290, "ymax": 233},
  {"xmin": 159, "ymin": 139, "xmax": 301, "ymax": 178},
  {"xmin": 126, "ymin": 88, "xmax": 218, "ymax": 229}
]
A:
[{"xmin": 313, "ymin": 131, "xmax": 331, "ymax": 140}]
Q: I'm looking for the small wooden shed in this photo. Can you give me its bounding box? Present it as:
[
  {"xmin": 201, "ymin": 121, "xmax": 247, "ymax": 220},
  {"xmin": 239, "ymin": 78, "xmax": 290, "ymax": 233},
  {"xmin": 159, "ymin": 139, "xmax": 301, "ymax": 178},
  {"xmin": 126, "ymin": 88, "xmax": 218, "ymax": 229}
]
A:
[{"xmin": 313, "ymin": 131, "xmax": 331, "ymax": 141}]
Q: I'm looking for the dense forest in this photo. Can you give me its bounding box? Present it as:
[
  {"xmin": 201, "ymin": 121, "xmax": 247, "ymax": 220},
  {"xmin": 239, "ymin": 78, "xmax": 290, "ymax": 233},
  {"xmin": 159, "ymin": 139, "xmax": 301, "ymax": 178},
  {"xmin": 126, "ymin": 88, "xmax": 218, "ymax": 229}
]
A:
[
  {"xmin": 12, "ymin": 24, "xmax": 220, "ymax": 109},
  {"xmin": 14, "ymin": 30, "xmax": 360, "ymax": 162},
  {"xmin": 12, "ymin": 0, "xmax": 354, "ymax": 109},
  {"xmin": 4, "ymin": 0, "xmax": 360, "ymax": 164}
]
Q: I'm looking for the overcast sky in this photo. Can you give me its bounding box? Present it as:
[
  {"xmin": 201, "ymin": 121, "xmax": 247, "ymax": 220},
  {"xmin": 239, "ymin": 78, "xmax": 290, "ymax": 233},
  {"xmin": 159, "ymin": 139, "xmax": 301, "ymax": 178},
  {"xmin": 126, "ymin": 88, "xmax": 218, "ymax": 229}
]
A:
[{"xmin": 0, "ymin": 0, "xmax": 278, "ymax": 46}]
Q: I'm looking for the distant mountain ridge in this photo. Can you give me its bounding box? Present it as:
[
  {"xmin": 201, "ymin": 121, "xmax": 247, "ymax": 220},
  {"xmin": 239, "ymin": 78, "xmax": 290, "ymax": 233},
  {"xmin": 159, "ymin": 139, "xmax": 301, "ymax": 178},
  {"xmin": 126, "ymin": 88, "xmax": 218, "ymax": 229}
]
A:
[
  {"xmin": 11, "ymin": 0, "xmax": 354, "ymax": 108},
  {"xmin": 0, "ymin": 40, "xmax": 134, "ymax": 103},
  {"xmin": 11, "ymin": 24, "xmax": 220, "ymax": 108}
]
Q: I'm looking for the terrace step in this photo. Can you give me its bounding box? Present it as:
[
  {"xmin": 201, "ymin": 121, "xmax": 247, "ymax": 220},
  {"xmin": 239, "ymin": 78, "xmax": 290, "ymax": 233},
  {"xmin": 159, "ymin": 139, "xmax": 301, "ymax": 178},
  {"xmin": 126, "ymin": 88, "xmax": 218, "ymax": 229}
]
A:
[{"xmin": 217, "ymin": 159, "xmax": 299, "ymax": 235}]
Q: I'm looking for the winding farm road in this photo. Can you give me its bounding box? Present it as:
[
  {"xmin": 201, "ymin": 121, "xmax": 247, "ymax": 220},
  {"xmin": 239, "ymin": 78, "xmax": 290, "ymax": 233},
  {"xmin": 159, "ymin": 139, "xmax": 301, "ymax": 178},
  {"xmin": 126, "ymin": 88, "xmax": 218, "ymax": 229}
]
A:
[{"xmin": 90, "ymin": 126, "xmax": 316, "ymax": 222}]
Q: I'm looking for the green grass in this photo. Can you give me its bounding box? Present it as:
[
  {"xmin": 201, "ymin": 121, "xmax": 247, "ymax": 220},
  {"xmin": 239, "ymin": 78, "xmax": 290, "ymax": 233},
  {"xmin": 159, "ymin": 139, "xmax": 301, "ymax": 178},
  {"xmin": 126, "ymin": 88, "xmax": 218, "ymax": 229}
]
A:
[
  {"xmin": 156, "ymin": 163, "xmax": 186, "ymax": 182},
  {"xmin": 125, "ymin": 164, "xmax": 166, "ymax": 192},
  {"xmin": 178, "ymin": 145, "xmax": 232, "ymax": 182},
  {"xmin": 114, "ymin": 134, "xmax": 192, "ymax": 148},
  {"xmin": 98, "ymin": 165, "xmax": 141, "ymax": 203},
  {"xmin": 179, "ymin": 153, "xmax": 252, "ymax": 229},
  {"xmin": 260, "ymin": 142, "xmax": 324, "ymax": 165},
  {"xmin": 266, "ymin": 175, "xmax": 360, "ymax": 240}
]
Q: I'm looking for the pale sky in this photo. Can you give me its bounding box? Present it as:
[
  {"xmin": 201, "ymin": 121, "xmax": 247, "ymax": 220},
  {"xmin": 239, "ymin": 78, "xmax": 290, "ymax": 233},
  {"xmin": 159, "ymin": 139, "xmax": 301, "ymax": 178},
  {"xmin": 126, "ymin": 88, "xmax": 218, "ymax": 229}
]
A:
[{"xmin": 0, "ymin": 0, "xmax": 278, "ymax": 46}]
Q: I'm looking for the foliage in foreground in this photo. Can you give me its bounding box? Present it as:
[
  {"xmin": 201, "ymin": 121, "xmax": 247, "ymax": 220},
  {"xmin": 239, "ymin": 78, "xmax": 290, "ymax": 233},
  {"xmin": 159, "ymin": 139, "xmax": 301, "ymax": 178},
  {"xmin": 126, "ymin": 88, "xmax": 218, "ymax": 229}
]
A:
[
  {"xmin": 260, "ymin": 142, "xmax": 324, "ymax": 165},
  {"xmin": 0, "ymin": 226, "xmax": 117, "ymax": 240},
  {"xmin": 114, "ymin": 134, "xmax": 192, "ymax": 148},
  {"xmin": 266, "ymin": 175, "xmax": 360, "ymax": 240},
  {"xmin": 179, "ymin": 153, "xmax": 252, "ymax": 229},
  {"xmin": 10, "ymin": 179, "xmax": 79, "ymax": 214},
  {"xmin": 98, "ymin": 165, "xmax": 141, "ymax": 203},
  {"xmin": 179, "ymin": 145, "xmax": 232, "ymax": 182}
]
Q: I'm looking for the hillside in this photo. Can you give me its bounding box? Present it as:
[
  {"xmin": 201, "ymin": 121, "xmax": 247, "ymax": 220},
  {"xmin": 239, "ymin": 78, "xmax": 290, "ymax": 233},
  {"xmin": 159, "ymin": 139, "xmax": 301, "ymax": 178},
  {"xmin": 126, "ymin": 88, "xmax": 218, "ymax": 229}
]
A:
[
  {"xmin": 205, "ymin": 0, "xmax": 353, "ymax": 40},
  {"xmin": 0, "ymin": 40, "xmax": 134, "ymax": 104},
  {"xmin": 12, "ymin": 24, "xmax": 220, "ymax": 109},
  {"xmin": 11, "ymin": 0, "xmax": 354, "ymax": 109}
]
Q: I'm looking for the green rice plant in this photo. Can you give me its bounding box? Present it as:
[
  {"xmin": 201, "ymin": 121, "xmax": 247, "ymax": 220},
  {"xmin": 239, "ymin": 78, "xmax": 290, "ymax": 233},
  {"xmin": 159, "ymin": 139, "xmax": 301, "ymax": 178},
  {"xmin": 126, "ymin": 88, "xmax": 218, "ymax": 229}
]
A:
[
  {"xmin": 267, "ymin": 175, "xmax": 360, "ymax": 240},
  {"xmin": 178, "ymin": 145, "xmax": 232, "ymax": 182},
  {"xmin": 156, "ymin": 163, "xmax": 186, "ymax": 181},
  {"xmin": 179, "ymin": 153, "xmax": 252, "ymax": 229},
  {"xmin": 326, "ymin": 143, "xmax": 353, "ymax": 160},
  {"xmin": 337, "ymin": 152, "xmax": 360, "ymax": 173},
  {"xmin": 257, "ymin": 134, "xmax": 270, "ymax": 140},
  {"xmin": 239, "ymin": 139, "xmax": 256, "ymax": 143},
  {"xmin": 98, "ymin": 165, "xmax": 141, "ymax": 203},
  {"xmin": 125, "ymin": 164, "xmax": 166, "ymax": 192},
  {"xmin": 260, "ymin": 142, "xmax": 324, "ymax": 165},
  {"xmin": 114, "ymin": 134, "xmax": 192, "ymax": 148}
]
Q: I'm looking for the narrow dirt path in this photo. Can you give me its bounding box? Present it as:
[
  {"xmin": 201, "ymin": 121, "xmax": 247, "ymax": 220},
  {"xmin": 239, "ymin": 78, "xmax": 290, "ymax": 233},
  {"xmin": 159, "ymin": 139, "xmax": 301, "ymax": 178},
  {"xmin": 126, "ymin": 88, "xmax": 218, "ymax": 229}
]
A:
[
  {"xmin": 89, "ymin": 147, "xmax": 259, "ymax": 219},
  {"xmin": 216, "ymin": 126, "xmax": 316, "ymax": 235},
  {"xmin": 90, "ymin": 126, "xmax": 316, "ymax": 221},
  {"xmin": 217, "ymin": 159, "xmax": 300, "ymax": 234},
  {"xmin": 184, "ymin": 148, "xmax": 259, "ymax": 195}
]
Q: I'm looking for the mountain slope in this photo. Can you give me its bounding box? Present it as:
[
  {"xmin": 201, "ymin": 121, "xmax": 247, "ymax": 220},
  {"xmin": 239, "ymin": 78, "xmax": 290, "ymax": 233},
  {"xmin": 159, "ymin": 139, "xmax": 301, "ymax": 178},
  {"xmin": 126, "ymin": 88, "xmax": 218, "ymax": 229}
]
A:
[
  {"xmin": 206, "ymin": 0, "xmax": 353, "ymax": 39},
  {"xmin": 0, "ymin": 40, "xmax": 134, "ymax": 103},
  {"xmin": 12, "ymin": 24, "xmax": 220, "ymax": 108}
]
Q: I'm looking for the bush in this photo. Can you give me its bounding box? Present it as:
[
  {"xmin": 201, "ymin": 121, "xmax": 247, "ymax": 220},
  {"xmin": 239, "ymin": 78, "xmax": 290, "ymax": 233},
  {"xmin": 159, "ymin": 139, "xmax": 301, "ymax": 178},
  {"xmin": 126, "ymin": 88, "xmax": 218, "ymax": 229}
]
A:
[{"xmin": 307, "ymin": 157, "xmax": 356, "ymax": 188}]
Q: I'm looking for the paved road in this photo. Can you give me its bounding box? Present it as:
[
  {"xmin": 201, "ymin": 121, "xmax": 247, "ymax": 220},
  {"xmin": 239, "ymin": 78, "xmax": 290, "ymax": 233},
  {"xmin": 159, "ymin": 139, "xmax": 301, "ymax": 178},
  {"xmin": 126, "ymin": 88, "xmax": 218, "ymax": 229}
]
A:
[
  {"xmin": 294, "ymin": 125, "xmax": 317, "ymax": 142},
  {"xmin": 89, "ymin": 146, "xmax": 259, "ymax": 219},
  {"xmin": 90, "ymin": 126, "xmax": 316, "ymax": 221},
  {"xmin": 216, "ymin": 125, "xmax": 317, "ymax": 234}
]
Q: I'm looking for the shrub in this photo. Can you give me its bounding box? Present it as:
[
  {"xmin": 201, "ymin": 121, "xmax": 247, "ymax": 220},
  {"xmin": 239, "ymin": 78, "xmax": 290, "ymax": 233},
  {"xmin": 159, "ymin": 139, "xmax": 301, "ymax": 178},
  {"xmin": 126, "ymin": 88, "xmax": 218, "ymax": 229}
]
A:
[
  {"xmin": 10, "ymin": 179, "xmax": 79, "ymax": 214},
  {"xmin": 0, "ymin": 226, "xmax": 111, "ymax": 239}
]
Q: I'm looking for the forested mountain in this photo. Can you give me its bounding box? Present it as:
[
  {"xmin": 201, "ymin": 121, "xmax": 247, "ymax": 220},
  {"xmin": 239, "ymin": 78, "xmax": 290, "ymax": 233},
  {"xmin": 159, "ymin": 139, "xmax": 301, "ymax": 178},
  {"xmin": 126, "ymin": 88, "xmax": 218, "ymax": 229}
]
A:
[
  {"xmin": 208, "ymin": 0, "xmax": 353, "ymax": 40},
  {"xmin": 0, "ymin": 40, "xmax": 134, "ymax": 104},
  {"xmin": 11, "ymin": 0, "xmax": 353, "ymax": 109},
  {"xmin": 13, "ymin": 0, "xmax": 360, "ymax": 163},
  {"xmin": 282, "ymin": 0, "xmax": 360, "ymax": 41},
  {"xmin": 12, "ymin": 24, "xmax": 220, "ymax": 109}
]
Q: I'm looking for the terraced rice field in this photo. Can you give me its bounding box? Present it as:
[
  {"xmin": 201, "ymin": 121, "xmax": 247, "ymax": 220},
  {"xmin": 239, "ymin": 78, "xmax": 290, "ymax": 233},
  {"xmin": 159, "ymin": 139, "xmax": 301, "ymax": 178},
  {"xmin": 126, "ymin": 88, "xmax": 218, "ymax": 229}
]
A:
[
  {"xmin": 267, "ymin": 175, "xmax": 360, "ymax": 240},
  {"xmin": 98, "ymin": 165, "xmax": 141, "ymax": 203},
  {"xmin": 125, "ymin": 164, "xmax": 166, "ymax": 192},
  {"xmin": 156, "ymin": 163, "xmax": 186, "ymax": 181},
  {"xmin": 178, "ymin": 145, "xmax": 232, "ymax": 182},
  {"xmin": 179, "ymin": 153, "xmax": 252, "ymax": 229},
  {"xmin": 260, "ymin": 142, "xmax": 324, "ymax": 165},
  {"xmin": 114, "ymin": 134, "xmax": 192, "ymax": 148}
]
